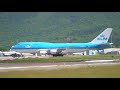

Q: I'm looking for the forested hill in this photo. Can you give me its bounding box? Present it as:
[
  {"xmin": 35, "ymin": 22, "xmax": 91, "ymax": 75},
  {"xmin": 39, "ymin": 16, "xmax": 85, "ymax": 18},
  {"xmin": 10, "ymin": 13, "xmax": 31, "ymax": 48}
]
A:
[{"xmin": 0, "ymin": 12, "xmax": 120, "ymax": 50}]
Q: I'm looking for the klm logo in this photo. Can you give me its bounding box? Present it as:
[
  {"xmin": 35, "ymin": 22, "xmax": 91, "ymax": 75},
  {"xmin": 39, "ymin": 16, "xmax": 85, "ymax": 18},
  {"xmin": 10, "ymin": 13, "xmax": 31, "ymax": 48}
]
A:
[
  {"xmin": 97, "ymin": 35, "xmax": 107, "ymax": 40},
  {"xmin": 25, "ymin": 45, "xmax": 31, "ymax": 48}
]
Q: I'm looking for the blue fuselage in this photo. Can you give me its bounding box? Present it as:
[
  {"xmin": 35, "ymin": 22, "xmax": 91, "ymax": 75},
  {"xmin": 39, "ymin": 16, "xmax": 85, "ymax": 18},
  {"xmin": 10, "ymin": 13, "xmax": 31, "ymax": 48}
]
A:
[{"xmin": 11, "ymin": 42, "xmax": 111, "ymax": 50}]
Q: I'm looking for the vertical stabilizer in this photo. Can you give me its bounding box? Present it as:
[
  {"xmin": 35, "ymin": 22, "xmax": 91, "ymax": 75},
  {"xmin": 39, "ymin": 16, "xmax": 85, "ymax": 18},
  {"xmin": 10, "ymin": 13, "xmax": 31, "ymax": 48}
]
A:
[{"xmin": 91, "ymin": 28, "xmax": 112, "ymax": 43}]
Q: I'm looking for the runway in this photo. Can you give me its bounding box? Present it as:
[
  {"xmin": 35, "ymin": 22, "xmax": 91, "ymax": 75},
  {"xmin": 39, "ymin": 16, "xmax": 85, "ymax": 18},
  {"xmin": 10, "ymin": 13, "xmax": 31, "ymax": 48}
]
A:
[{"xmin": 0, "ymin": 59, "xmax": 120, "ymax": 71}]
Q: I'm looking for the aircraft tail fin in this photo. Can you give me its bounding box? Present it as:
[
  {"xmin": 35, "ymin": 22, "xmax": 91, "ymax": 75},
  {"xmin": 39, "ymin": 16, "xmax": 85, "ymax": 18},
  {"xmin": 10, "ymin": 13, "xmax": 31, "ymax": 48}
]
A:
[{"xmin": 91, "ymin": 28, "xmax": 112, "ymax": 43}]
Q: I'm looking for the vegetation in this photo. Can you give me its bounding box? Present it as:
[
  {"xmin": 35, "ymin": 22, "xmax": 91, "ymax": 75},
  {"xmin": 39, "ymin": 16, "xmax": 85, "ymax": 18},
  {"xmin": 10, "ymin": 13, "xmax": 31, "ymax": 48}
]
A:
[
  {"xmin": 0, "ymin": 55, "xmax": 120, "ymax": 63},
  {"xmin": 0, "ymin": 65, "xmax": 120, "ymax": 78},
  {"xmin": 0, "ymin": 12, "xmax": 120, "ymax": 50},
  {"xmin": 0, "ymin": 47, "xmax": 8, "ymax": 51}
]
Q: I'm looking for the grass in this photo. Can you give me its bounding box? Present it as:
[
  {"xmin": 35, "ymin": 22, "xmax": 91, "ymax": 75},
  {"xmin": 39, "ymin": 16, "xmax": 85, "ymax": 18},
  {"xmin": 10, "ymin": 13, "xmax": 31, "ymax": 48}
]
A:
[
  {"xmin": 0, "ymin": 54, "xmax": 120, "ymax": 63},
  {"xmin": 0, "ymin": 65, "xmax": 120, "ymax": 78}
]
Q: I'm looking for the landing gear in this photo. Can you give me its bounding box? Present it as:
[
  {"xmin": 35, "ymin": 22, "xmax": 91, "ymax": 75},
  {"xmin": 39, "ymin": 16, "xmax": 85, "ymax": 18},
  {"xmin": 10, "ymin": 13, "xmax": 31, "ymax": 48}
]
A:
[{"xmin": 52, "ymin": 54, "xmax": 64, "ymax": 57}]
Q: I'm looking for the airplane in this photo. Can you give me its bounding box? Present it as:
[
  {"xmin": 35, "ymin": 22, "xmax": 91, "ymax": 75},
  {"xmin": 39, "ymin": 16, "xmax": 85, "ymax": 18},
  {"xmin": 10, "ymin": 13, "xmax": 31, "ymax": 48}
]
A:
[{"xmin": 10, "ymin": 28, "xmax": 113, "ymax": 56}]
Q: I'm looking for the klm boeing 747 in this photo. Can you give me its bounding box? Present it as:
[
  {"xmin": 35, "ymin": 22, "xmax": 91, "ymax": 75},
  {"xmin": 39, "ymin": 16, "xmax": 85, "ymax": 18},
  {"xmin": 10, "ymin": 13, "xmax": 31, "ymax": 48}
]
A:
[{"xmin": 10, "ymin": 28, "xmax": 112, "ymax": 56}]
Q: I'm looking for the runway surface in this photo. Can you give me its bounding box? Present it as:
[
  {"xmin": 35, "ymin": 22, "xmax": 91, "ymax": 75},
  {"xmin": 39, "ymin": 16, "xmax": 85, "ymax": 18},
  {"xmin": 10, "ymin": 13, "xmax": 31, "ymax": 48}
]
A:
[{"xmin": 0, "ymin": 59, "xmax": 120, "ymax": 71}]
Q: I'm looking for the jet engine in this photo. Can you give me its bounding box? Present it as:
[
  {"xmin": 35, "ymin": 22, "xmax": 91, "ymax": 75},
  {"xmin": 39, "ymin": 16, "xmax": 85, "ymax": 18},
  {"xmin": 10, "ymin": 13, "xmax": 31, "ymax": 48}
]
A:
[{"xmin": 47, "ymin": 49, "xmax": 65, "ymax": 56}]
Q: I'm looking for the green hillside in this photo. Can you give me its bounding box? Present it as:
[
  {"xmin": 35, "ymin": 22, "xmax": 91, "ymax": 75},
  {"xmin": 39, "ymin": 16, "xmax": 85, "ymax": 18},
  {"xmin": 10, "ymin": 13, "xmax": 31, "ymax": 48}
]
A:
[{"xmin": 0, "ymin": 12, "xmax": 120, "ymax": 50}]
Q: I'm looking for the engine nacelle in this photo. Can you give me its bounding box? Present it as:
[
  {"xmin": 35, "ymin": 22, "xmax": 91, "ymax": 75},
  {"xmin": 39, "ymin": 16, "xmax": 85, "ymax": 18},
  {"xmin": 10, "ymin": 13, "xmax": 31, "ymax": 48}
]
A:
[{"xmin": 48, "ymin": 49, "xmax": 60, "ymax": 55}]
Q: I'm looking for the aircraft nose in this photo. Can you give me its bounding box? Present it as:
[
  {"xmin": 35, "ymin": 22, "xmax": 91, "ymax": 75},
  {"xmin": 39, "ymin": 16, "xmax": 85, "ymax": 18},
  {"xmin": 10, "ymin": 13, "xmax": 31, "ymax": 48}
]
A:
[{"xmin": 11, "ymin": 46, "xmax": 14, "ymax": 48}]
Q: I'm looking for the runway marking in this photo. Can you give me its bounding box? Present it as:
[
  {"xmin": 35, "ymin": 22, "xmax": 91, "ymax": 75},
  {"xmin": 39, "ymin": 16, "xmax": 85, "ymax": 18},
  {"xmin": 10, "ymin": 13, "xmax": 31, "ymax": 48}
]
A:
[
  {"xmin": 85, "ymin": 60, "xmax": 116, "ymax": 62},
  {"xmin": 0, "ymin": 65, "xmax": 58, "ymax": 70}
]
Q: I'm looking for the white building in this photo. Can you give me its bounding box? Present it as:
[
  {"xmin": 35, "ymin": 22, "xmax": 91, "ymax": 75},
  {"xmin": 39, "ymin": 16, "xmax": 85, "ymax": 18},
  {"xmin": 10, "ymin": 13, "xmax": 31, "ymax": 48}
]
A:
[{"xmin": 104, "ymin": 48, "xmax": 120, "ymax": 54}]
